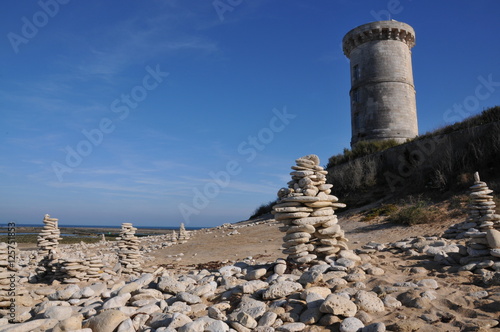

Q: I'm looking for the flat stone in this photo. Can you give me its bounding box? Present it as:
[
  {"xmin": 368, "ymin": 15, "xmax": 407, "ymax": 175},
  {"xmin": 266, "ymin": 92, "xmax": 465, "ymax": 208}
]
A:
[
  {"xmin": 42, "ymin": 306, "xmax": 74, "ymax": 321},
  {"xmin": 276, "ymin": 322, "xmax": 306, "ymax": 331}
]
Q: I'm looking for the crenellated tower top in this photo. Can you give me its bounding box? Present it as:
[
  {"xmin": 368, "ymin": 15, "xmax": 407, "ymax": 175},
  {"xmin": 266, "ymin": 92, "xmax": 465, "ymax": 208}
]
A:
[{"xmin": 342, "ymin": 20, "xmax": 415, "ymax": 58}]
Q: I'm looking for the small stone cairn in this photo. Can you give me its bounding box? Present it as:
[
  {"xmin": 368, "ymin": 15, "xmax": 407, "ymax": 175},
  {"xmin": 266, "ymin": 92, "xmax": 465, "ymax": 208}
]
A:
[
  {"xmin": 178, "ymin": 223, "xmax": 189, "ymax": 242},
  {"xmin": 36, "ymin": 214, "xmax": 63, "ymax": 278},
  {"xmin": 463, "ymin": 173, "xmax": 500, "ymax": 259},
  {"xmin": 116, "ymin": 223, "xmax": 142, "ymax": 275},
  {"xmin": 272, "ymin": 154, "xmax": 348, "ymax": 264}
]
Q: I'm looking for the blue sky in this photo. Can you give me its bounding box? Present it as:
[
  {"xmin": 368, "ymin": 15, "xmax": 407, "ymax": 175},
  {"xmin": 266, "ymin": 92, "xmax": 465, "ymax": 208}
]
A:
[{"xmin": 1, "ymin": 1, "xmax": 499, "ymax": 228}]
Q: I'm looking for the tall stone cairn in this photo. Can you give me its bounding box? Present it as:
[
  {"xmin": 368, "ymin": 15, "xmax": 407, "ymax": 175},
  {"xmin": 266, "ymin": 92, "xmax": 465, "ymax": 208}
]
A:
[
  {"xmin": 116, "ymin": 223, "xmax": 142, "ymax": 275},
  {"xmin": 37, "ymin": 214, "xmax": 61, "ymax": 257},
  {"xmin": 466, "ymin": 172, "xmax": 500, "ymax": 259},
  {"xmin": 36, "ymin": 214, "xmax": 63, "ymax": 278},
  {"xmin": 272, "ymin": 155, "xmax": 348, "ymax": 264},
  {"xmin": 178, "ymin": 223, "xmax": 188, "ymax": 241}
]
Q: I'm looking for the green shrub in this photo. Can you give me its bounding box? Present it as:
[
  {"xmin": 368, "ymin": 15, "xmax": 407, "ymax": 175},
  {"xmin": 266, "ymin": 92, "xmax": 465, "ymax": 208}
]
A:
[
  {"xmin": 389, "ymin": 196, "xmax": 440, "ymax": 226},
  {"xmin": 250, "ymin": 200, "xmax": 276, "ymax": 219},
  {"xmin": 361, "ymin": 204, "xmax": 398, "ymax": 222}
]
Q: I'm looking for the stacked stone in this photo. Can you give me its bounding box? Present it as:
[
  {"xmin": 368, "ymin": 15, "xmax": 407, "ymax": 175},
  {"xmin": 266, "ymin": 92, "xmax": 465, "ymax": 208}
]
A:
[
  {"xmin": 36, "ymin": 214, "xmax": 63, "ymax": 278},
  {"xmin": 86, "ymin": 255, "xmax": 104, "ymax": 280},
  {"xmin": 116, "ymin": 223, "xmax": 142, "ymax": 274},
  {"xmin": 464, "ymin": 173, "xmax": 500, "ymax": 259},
  {"xmin": 59, "ymin": 257, "xmax": 88, "ymax": 283},
  {"xmin": 37, "ymin": 214, "xmax": 62, "ymax": 257},
  {"xmin": 272, "ymin": 155, "xmax": 348, "ymax": 264},
  {"xmin": 178, "ymin": 223, "xmax": 189, "ymax": 241}
]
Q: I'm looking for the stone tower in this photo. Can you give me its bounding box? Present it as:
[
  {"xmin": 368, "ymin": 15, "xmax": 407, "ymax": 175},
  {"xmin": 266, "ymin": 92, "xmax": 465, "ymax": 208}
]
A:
[{"xmin": 343, "ymin": 20, "xmax": 418, "ymax": 147}]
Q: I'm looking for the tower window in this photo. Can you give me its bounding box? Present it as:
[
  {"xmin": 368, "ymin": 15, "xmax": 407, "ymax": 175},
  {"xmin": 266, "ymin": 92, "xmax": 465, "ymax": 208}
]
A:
[
  {"xmin": 352, "ymin": 89, "xmax": 359, "ymax": 102},
  {"xmin": 353, "ymin": 64, "xmax": 360, "ymax": 81}
]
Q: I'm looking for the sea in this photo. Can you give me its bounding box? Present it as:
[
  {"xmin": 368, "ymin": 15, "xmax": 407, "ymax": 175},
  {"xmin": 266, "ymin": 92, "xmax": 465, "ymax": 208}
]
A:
[{"xmin": 0, "ymin": 223, "xmax": 203, "ymax": 230}]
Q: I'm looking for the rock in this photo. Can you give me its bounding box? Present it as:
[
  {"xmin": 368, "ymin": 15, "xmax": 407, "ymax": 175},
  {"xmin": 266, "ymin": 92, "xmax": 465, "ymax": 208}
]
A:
[
  {"xmin": 276, "ymin": 322, "xmax": 306, "ymax": 331},
  {"xmin": 361, "ymin": 322, "xmax": 386, "ymax": 332},
  {"xmin": 52, "ymin": 284, "xmax": 81, "ymax": 301},
  {"xmin": 116, "ymin": 318, "xmax": 135, "ymax": 332},
  {"xmin": 382, "ymin": 295, "xmax": 402, "ymax": 308},
  {"xmin": 340, "ymin": 317, "xmax": 365, "ymax": 332},
  {"xmin": 417, "ymin": 279, "xmax": 439, "ymax": 289},
  {"xmin": 258, "ymin": 312, "xmax": 278, "ymax": 327},
  {"xmin": 355, "ymin": 291, "xmax": 385, "ymax": 313},
  {"xmin": 176, "ymin": 292, "xmax": 202, "ymax": 304},
  {"xmin": 486, "ymin": 229, "xmax": 500, "ymax": 248},
  {"xmin": 236, "ymin": 312, "xmax": 258, "ymax": 329},
  {"xmin": 157, "ymin": 276, "xmax": 186, "ymax": 294},
  {"xmin": 0, "ymin": 319, "xmax": 59, "ymax": 332},
  {"xmin": 168, "ymin": 313, "xmax": 192, "ymax": 329},
  {"xmin": 205, "ymin": 320, "xmax": 230, "ymax": 332},
  {"xmin": 246, "ymin": 268, "xmax": 268, "ymax": 280},
  {"xmin": 320, "ymin": 294, "xmax": 357, "ymax": 317},
  {"xmin": 241, "ymin": 280, "xmax": 269, "ymax": 294},
  {"xmin": 102, "ymin": 293, "xmax": 132, "ymax": 310},
  {"xmin": 42, "ymin": 306, "xmax": 74, "ymax": 321},
  {"xmin": 52, "ymin": 314, "xmax": 84, "ymax": 332},
  {"xmin": 299, "ymin": 307, "xmax": 322, "ymax": 324},
  {"xmin": 83, "ymin": 309, "xmax": 128, "ymax": 332},
  {"xmin": 208, "ymin": 306, "xmax": 227, "ymax": 321},
  {"xmin": 262, "ymin": 281, "xmax": 303, "ymax": 300},
  {"xmin": 116, "ymin": 282, "xmax": 140, "ymax": 296},
  {"xmin": 298, "ymin": 270, "xmax": 323, "ymax": 286}
]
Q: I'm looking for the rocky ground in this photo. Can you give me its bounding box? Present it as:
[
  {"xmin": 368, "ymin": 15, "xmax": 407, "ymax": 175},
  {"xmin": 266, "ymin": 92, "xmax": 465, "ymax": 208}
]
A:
[{"xmin": 1, "ymin": 210, "xmax": 499, "ymax": 332}]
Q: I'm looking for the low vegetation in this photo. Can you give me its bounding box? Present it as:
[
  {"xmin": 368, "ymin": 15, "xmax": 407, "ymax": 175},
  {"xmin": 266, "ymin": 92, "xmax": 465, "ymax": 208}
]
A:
[
  {"xmin": 361, "ymin": 204, "xmax": 398, "ymax": 222},
  {"xmin": 389, "ymin": 196, "xmax": 442, "ymax": 226},
  {"xmin": 250, "ymin": 106, "xmax": 499, "ymax": 223},
  {"xmin": 327, "ymin": 106, "xmax": 500, "ymax": 203},
  {"xmin": 326, "ymin": 139, "xmax": 400, "ymax": 168},
  {"xmin": 416, "ymin": 106, "xmax": 500, "ymax": 140},
  {"xmin": 250, "ymin": 200, "xmax": 276, "ymax": 219}
]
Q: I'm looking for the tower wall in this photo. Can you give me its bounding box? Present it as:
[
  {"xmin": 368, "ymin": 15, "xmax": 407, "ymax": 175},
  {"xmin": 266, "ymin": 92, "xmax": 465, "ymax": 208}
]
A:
[{"xmin": 343, "ymin": 21, "xmax": 418, "ymax": 147}]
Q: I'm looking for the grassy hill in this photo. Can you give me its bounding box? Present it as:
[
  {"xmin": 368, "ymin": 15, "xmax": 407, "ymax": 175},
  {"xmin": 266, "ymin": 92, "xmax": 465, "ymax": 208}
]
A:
[{"xmin": 250, "ymin": 106, "xmax": 500, "ymax": 220}]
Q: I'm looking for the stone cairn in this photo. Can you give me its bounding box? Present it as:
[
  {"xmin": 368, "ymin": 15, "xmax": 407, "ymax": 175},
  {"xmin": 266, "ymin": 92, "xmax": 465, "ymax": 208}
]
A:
[
  {"xmin": 59, "ymin": 257, "xmax": 87, "ymax": 283},
  {"xmin": 463, "ymin": 173, "xmax": 500, "ymax": 259},
  {"xmin": 178, "ymin": 223, "xmax": 189, "ymax": 241},
  {"xmin": 36, "ymin": 214, "xmax": 63, "ymax": 279},
  {"xmin": 272, "ymin": 154, "xmax": 348, "ymax": 264},
  {"xmin": 116, "ymin": 223, "xmax": 142, "ymax": 275}
]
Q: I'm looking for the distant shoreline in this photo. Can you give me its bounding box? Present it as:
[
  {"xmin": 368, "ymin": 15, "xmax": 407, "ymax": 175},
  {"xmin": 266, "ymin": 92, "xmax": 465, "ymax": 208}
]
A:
[{"xmin": 0, "ymin": 224, "xmax": 204, "ymax": 240}]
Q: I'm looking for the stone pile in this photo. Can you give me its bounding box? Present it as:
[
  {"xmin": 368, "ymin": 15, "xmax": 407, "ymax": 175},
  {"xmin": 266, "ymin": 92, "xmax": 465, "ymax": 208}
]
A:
[
  {"xmin": 59, "ymin": 254, "xmax": 105, "ymax": 283},
  {"xmin": 443, "ymin": 173, "xmax": 500, "ymax": 241},
  {"xmin": 36, "ymin": 214, "xmax": 63, "ymax": 279},
  {"xmin": 462, "ymin": 173, "xmax": 500, "ymax": 259},
  {"xmin": 37, "ymin": 214, "xmax": 61, "ymax": 257},
  {"xmin": 59, "ymin": 257, "xmax": 88, "ymax": 283},
  {"xmin": 273, "ymin": 155, "xmax": 348, "ymax": 264},
  {"xmin": 178, "ymin": 223, "xmax": 189, "ymax": 242},
  {"xmin": 116, "ymin": 223, "xmax": 142, "ymax": 275}
]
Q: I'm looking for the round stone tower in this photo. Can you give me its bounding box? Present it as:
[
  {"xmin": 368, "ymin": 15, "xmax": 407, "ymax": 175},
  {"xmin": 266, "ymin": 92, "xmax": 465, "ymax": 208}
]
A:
[{"xmin": 343, "ymin": 20, "xmax": 418, "ymax": 147}]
